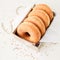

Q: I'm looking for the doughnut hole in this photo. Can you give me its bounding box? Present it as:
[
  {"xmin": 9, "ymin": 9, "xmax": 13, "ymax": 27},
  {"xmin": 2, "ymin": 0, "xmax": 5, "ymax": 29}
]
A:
[{"xmin": 24, "ymin": 32, "xmax": 30, "ymax": 37}]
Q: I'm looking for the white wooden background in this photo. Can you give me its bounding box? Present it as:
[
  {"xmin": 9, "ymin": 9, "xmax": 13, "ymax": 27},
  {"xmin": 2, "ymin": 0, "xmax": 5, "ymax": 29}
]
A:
[{"xmin": 0, "ymin": 0, "xmax": 60, "ymax": 60}]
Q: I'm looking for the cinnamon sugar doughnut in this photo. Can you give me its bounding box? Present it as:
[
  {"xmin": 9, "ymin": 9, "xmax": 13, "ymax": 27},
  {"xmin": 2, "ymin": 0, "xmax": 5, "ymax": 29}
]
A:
[
  {"xmin": 24, "ymin": 16, "xmax": 46, "ymax": 35},
  {"xmin": 33, "ymin": 4, "xmax": 54, "ymax": 20},
  {"xmin": 29, "ymin": 10, "xmax": 50, "ymax": 28},
  {"xmin": 17, "ymin": 22, "xmax": 41, "ymax": 43}
]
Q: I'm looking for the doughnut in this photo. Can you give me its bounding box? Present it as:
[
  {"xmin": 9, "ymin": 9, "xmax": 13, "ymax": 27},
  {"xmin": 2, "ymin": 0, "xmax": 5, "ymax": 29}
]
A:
[
  {"xmin": 24, "ymin": 16, "xmax": 46, "ymax": 35},
  {"xmin": 29, "ymin": 10, "xmax": 50, "ymax": 28},
  {"xmin": 33, "ymin": 4, "xmax": 54, "ymax": 20},
  {"xmin": 17, "ymin": 22, "xmax": 41, "ymax": 44},
  {"xmin": 16, "ymin": 4, "xmax": 54, "ymax": 45}
]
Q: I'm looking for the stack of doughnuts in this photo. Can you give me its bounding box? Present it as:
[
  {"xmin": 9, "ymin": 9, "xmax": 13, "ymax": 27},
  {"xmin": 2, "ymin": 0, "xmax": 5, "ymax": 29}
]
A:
[{"xmin": 17, "ymin": 4, "xmax": 54, "ymax": 44}]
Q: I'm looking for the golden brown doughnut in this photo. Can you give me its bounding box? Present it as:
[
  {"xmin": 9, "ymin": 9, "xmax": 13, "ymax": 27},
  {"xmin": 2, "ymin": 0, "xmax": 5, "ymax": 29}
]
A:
[
  {"xmin": 24, "ymin": 16, "xmax": 46, "ymax": 35},
  {"xmin": 33, "ymin": 4, "xmax": 54, "ymax": 20},
  {"xmin": 17, "ymin": 22, "xmax": 41, "ymax": 44},
  {"xmin": 29, "ymin": 10, "xmax": 50, "ymax": 28}
]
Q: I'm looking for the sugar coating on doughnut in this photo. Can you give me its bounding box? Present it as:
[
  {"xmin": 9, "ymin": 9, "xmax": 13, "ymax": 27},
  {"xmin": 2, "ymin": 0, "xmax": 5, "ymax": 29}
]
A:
[
  {"xmin": 29, "ymin": 10, "xmax": 50, "ymax": 28},
  {"xmin": 33, "ymin": 4, "xmax": 54, "ymax": 20},
  {"xmin": 24, "ymin": 16, "xmax": 46, "ymax": 35},
  {"xmin": 17, "ymin": 22, "xmax": 41, "ymax": 43}
]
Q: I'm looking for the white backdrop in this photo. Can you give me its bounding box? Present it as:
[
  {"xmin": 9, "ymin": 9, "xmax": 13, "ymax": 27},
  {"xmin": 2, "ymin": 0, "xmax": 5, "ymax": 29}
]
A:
[{"xmin": 0, "ymin": 0, "xmax": 60, "ymax": 60}]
